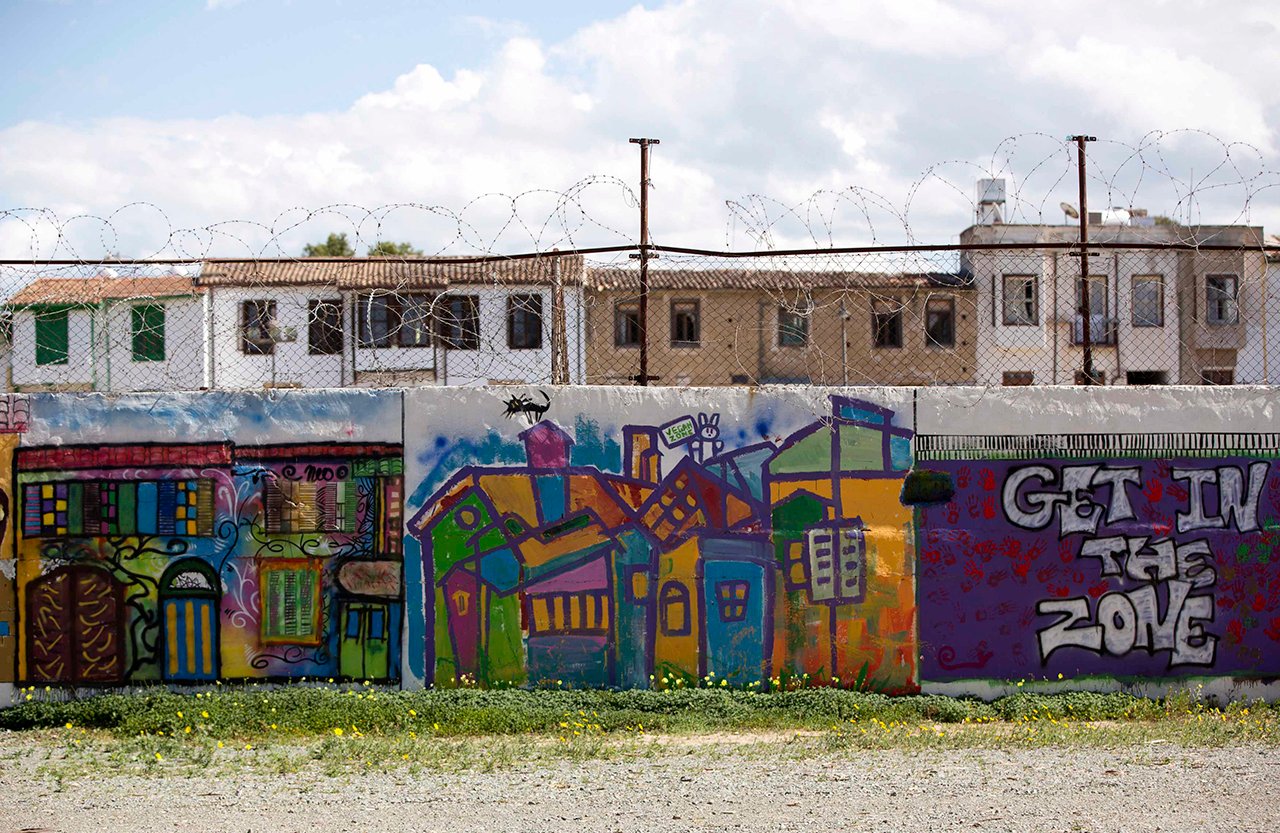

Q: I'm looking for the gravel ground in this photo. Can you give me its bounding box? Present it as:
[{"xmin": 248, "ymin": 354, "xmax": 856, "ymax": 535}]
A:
[{"xmin": 2, "ymin": 742, "xmax": 1278, "ymax": 832}]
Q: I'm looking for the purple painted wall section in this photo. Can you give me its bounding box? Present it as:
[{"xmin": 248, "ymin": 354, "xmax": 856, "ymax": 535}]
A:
[{"xmin": 919, "ymin": 457, "xmax": 1280, "ymax": 681}]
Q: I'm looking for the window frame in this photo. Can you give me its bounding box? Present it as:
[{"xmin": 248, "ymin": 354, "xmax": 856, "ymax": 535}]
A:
[
  {"xmin": 871, "ymin": 298, "xmax": 903, "ymax": 349},
  {"xmin": 356, "ymin": 293, "xmax": 397, "ymax": 349},
  {"xmin": 437, "ymin": 294, "xmax": 481, "ymax": 351},
  {"xmin": 1001, "ymin": 274, "xmax": 1039, "ymax": 326},
  {"xmin": 1131, "ymin": 275, "xmax": 1165, "ymax": 328},
  {"xmin": 777, "ymin": 304, "xmax": 810, "ymax": 348},
  {"xmin": 714, "ymin": 580, "xmax": 750, "ymax": 622},
  {"xmin": 307, "ymin": 299, "xmax": 344, "ymax": 355},
  {"xmin": 34, "ymin": 308, "xmax": 70, "ymax": 366},
  {"xmin": 1205, "ymin": 274, "xmax": 1239, "ymax": 326},
  {"xmin": 658, "ymin": 581, "xmax": 692, "ymax": 636},
  {"xmin": 670, "ymin": 299, "xmax": 701, "ymax": 348},
  {"xmin": 506, "ymin": 293, "xmax": 544, "ymax": 350},
  {"xmin": 240, "ymin": 300, "xmax": 276, "ymax": 356},
  {"xmin": 129, "ymin": 303, "xmax": 165, "ymax": 363},
  {"xmin": 1075, "ymin": 274, "xmax": 1109, "ymax": 318},
  {"xmin": 614, "ymin": 302, "xmax": 641, "ymax": 348},
  {"xmin": 397, "ymin": 293, "xmax": 436, "ymax": 349},
  {"xmin": 924, "ymin": 296, "xmax": 955, "ymax": 349},
  {"xmin": 259, "ymin": 561, "xmax": 322, "ymax": 646}
]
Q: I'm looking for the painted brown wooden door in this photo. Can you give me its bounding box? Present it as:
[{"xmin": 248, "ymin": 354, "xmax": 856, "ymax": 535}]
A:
[{"xmin": 28, "ymin": 566, "xmax": 125, "ymax": 683}]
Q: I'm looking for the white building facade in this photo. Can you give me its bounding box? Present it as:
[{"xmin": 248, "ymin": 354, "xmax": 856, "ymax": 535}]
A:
[
  {"xmin": 7, "ymin": 276, "xmax": 208, "ymax": 392},
  {"xmin": 198, "ymin": 256, "xmax": 586, "ymax": 389},
  {"xmin": 961, "ymin": 221, "xmax": 1265, "ymax": 385}
]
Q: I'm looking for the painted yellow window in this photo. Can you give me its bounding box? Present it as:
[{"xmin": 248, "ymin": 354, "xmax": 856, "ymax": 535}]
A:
[{"xmin": 631, "ymin": 571, "xmax": 650, "ymax": 601}]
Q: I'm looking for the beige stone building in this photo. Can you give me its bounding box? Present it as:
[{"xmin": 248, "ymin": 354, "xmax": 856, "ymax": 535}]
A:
[{"xmin": 583, "ymin": 268, "xmax": 976, "ymax": 386}]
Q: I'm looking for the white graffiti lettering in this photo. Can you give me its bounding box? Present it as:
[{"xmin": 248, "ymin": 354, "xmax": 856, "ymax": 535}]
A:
[
  {"xmin": 1021, "ymin": 461, "xmax": 1267, "ymax": 670},
  {"xmin": 1174, "ymin": 462, "xmax": 1270, "ymax": 533},
  {"xmin": 1002, "ymin": 464, "xmax": 1142, "ymax": 535},
  {"xmin": 1036, "ymin": 579, "xmax": 1217, "ymax": 667}
]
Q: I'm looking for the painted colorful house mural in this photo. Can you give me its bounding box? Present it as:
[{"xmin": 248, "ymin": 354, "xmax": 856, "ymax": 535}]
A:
[
  {"xmin": 10, "ymin": 420, "xmax": 404, "ymax": 685},
  {"xmin": 1, "ymin": 386, "xmax": 1279, "ymax": 701},
  {"xmin": 409, "ymin": 394, "xmax": 919, "ymax": 692}
]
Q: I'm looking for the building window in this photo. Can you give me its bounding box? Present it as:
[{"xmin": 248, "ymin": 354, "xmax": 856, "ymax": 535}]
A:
[
  {"xmin": 398, "ymin": 294, "xmax": 435, "ymax": 348},
  {"xmin": 715, "ymin": 580, "xmax": 749, "ymax": 622},
  {"xmin": 671, "ymin": 300, "xmax": 700, "ymax": 347},
  {"xmin": 871, "ymin": 298, "xmax": 902, "ymax": 348},
  {"xmin": 1201, "ymin": 368, "xmax": 1234, "ymax": 385},
  {"xmin": 355, "ymin": 292, "xmax": 436, "ymax": 349},
  {"xmin": 240, "ymin": 300, "xmax": 275, "ymax": 355},
  {"xmin": 1132, "ymin": 276, "xmax": 1164, "ymax": 327},
  {"xmin": 307, "ymin": 300, "xmax": 343, "ymax": 355},
  {"xmin": 356, "ymin": 294, "xmax": 395, "ymax": 349},
  {"xmin": 658, "ymin": 582, "xmax": 691, "ymax": 636},
  {"xmin": 1002, "ymin": 275, "xmax": 1038, "ymax": 325},
  {"xmin": 778, "ymin": 305, "xmax": 810, "ymax": 347},
  {"xmin": 1002, "ymin": 371, "xmax": 1034, "ymax": 386},
  {"xmin": 1206, "ymin": 275, "xmax": 1239, "ymax": 325},
  {"xmin": 260, "ymin": 562, "xmax": 321, "ymax": 644},
  {"xmin": 130, "ymin": 304, "xmax": 165, "ymax": 362},
  {"xmin": 437, "ymin": 295, "xmax": 480, "ymax": 350},
  {"xmin": 34, "ymin": 309, "xmax": 70, "ymax": 366},
  {"xmin": 1076, "ymin": 275, "xmax": 1108, "ymax": 317},
  {"xmin": 507, "ymin": 294, "xmax": 543, "ymax": 349},
  {"xmin": 924, "ymin": 297, "xmax": 955, "ymax": 348},
  {"xmin": 614, "ymin": 302, "xmax": 641, "ymax": 347}
]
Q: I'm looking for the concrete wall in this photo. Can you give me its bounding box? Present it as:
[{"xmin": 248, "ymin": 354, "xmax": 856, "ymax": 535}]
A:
[{"xmin": 1, "ymin": 384, "xmax": 1278, "ymax": 705}]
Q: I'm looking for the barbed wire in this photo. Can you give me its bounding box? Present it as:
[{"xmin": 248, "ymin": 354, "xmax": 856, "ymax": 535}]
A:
[{"xmin": 0, "ymin": 133, "xmax": 1278, "ymax": 391}]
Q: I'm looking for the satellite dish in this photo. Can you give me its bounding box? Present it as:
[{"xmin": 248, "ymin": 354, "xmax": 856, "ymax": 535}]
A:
[{"xmin": 1060, "ymin": 202, "xmax": 1080, "ymax": 219}]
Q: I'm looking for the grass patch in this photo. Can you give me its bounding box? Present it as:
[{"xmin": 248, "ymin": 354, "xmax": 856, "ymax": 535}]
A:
[{"xmin": 2, "ymin": 684, "xmax": 1277, "ymax": 778}]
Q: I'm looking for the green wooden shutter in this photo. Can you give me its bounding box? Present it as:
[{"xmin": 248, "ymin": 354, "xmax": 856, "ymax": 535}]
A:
[
  {"xmin": 34, "ymin": 309, "xmax": 69, "ymax": 366},
  {"xmin": 131, "ymin": 304, "xmax": 165, "ymax": 362}
]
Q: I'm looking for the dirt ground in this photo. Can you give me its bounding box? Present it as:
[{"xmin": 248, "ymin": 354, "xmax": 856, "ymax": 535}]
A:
[{"xmin": 2, "ymin": 741, "xmax": 1278, "ymax": 832}]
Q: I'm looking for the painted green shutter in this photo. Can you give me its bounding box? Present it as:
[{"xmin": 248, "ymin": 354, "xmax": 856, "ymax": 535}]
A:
[
  {"xmin": 34, "ymin": 309, "xmax": 69, "ymax": 366},
  {"xmin": 131, "ymin": 304, "xmax": 165, "ymax": 362}
]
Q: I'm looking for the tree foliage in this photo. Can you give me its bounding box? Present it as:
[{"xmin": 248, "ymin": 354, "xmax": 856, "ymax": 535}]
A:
[
  {"xmin": 302, "ymin": 234, "xmax": 423, "ymax": 257},
  {"xmin": 302, "ymin": 233, "xmax": 355, "ymax": 257},
  {"xmin": 367, "ymin": 240, "xmax": 424, "ymax": 257}
]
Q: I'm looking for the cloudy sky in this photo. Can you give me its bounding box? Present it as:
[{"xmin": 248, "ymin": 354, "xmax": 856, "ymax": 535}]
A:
[{"xmin": 2, "ymin": 0, "xmax": 1279, "ymax": 261}]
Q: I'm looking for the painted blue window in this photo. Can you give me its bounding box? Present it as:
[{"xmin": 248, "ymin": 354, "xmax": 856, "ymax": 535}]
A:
[
  {"xmin": 369, "ymin": 609, "xmax": 386, "ymax": 640},
  {"xmin": 346, "ymin": 610, "xmax": 360, "ymax": 639}
]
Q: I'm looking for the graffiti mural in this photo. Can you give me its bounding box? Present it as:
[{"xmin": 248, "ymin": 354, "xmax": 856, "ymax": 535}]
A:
[
  {"xmin": 408, "ymin": 391, "xmax": 919, "ymax": 692},
  {"xmin": 915, "ymin": 433, "xmax": 1280, "ymax": 683},
  {"xmin": 1, "ymin": 391, "xmax": 405, "ymax": 689},
  {"xmin": 3, "ymin": 387, "xmax": 1279, "ymax": 697},
  {"xmin": 13, "ymin": 442, "xmax": 404, "ymax": 684}
]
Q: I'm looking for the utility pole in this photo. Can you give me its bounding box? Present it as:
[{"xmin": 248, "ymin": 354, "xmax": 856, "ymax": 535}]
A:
[
  {"xmin": 1070, "ymin": 134, "xmax": 1098, "ymax": 384},
  {"xmin": 629, "ymin": 137, "xmax": 660, "ymax": 385}
]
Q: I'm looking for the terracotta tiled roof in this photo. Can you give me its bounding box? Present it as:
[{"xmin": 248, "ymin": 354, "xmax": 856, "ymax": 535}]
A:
[
  {"xmin": 8, "ymin": 276, "xmax": 203, "ymax": 307},
  {"xmin": 585, "ymin": 268, "xmax": 971, "ymax": 292},
  {"xmin": 197, "ymin": 255, "xmax": 585, "ymax": 289}
]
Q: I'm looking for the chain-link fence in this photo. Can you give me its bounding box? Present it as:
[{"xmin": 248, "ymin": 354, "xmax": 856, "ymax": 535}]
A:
[{"xmin": 2, "ymin": 233, "xmax": 1277, "ymax": 391}]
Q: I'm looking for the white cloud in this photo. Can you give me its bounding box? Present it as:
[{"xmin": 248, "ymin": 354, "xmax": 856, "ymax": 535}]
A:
[
  {"xmin": 1021, "ymin": 36, "xmax": 1273, "ymax": 153},
  {"xmin": 206, "ymin": 0, "xmax": 247, "ymax": 9},
  {"xmin": 3, "ymin": 0, "xmax": 1280, "ymax": 260}
]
